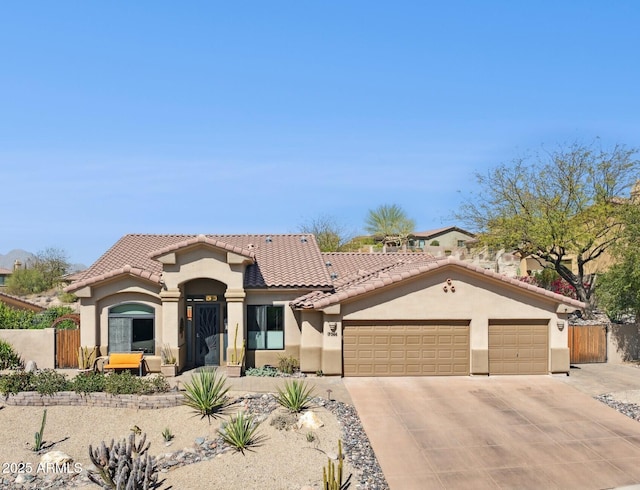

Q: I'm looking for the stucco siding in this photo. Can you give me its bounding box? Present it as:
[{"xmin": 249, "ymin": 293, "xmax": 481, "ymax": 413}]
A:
[
  {"xmin": 0, "ymin": 328, "xmax": 55, "ymax": 369},
  {"xmin": 162, "ymin": 247, "xmax": 245, "ymax": 290}
]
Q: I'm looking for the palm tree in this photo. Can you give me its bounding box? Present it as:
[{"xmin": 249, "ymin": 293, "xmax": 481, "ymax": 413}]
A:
[{"xmin": 364, "ymin": 204, "xmax": 416, "ymax": 251}]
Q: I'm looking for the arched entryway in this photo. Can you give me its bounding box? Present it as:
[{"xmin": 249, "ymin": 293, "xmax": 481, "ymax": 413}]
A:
[{"xmin": 183, "ymin": 278, "xmax": 228, "ymax": 369}]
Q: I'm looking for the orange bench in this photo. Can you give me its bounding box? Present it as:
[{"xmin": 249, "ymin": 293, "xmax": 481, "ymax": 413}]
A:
[{"xmin": 103, "ymin": 352, "xmax": 144, "ymax": 376}]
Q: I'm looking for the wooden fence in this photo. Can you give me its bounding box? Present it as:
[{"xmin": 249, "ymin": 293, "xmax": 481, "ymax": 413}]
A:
[
  {"xmin": 568, "ymin": 324, "xmax": 607, "ymax": 363},
  {"xmin": 55, "ymin": 328, "xmax": 80, "ymax": 368}
]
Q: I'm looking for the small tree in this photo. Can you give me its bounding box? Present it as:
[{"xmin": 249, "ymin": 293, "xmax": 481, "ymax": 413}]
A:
[
  {"xmin": 298, "ymin": 215, "xmax": 355, "ymax": 252},
  {"xmin": 598, "ymin": 206, "xmax": 640, "ymax": 322},
  {"xmin": 6, "ymin": 248, "xmax": 69, "ymax": 295},
  {"xmin": 457, "ymin": 141, "xmax": 640, "ymax": 316},
  {"xmin": 364, "ymin": 204, "xmax": 416, "ymax": 251},
  {"xmin": 33, "ymin": 248, "xmax": 70, "ymax": 290}
]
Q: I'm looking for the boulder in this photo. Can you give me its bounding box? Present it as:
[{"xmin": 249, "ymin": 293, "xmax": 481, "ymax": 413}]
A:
[
  {"xmin": 40, "ymin": 451, "xmax": 73, "ymax": 465},
  {"xmin": 297, "ymin": 411, "xmax": 324, "ymax": 430},
  {"xmin": 24, "ymin": 360, "xmax": 38, "ymax": 373}
]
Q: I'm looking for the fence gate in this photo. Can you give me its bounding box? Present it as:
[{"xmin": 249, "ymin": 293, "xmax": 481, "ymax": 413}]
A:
[
  {"xmin": 55, "ymin": 328, "xmax": 81, "ymax": 368},
  {"xmin": 568, "ymin": 324, "xmax": 607, "ymax": 363}
]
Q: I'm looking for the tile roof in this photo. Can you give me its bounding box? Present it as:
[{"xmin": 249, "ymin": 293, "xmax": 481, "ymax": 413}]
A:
[
  {"xmin": 291, "ymin": 256, "xmax": 586, "ymax": 310},
  {"xmin": 67, "ymin": 234, "xmax": 333, "ymax": 291},
  {"xmin": 0, "ymin": 268, "xmax": 12, "ymax": 275},
  {"xmin": 0, "ymin": 291, "xmax": 46, "ymax": 312},
  {"xmin": 411, "ymin": 226, "xmax": 475, "ymax": 239}
]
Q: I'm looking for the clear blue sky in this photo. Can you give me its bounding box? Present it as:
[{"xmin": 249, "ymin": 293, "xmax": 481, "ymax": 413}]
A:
[{"xmin": 2, "ymin": 1, "xmax": 640, "ymax": 267}]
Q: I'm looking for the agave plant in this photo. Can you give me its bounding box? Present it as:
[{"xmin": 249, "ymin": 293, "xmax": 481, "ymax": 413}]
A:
[
  {"xmin": 275, "ymin": 379, "xmax": 315, "ymax": 413},
  {"xmin": 182, "ymin": 368, "xmax": 231, "ymax": 423},
  {"xmin": 219, "ymin": 411, "xmax": 265, "ymax": 454}
]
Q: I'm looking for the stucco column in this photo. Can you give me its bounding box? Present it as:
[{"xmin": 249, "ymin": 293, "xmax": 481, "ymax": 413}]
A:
[
  {"xmin": 322, "ymin": 313, "xmax": 342, "ymax": 375},
  {"xmin": 160, "ymin": 288, "xmax": 181, "ymax": 351},
  {"xmin": 79, "ymin": 303, "xmax": 99, "ymax": 351},
  {"xmin": 225, "ymin": 288, "xmax": 246, "ymax": 364}
]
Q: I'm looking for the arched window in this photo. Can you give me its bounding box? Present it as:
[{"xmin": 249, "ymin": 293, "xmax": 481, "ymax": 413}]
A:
[{"xmin": 108, "ymin": 303, "xmax": 155, "ymax": 354}]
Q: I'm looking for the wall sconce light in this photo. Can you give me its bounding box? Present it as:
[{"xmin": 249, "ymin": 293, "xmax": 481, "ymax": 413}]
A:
[
  {"xmin": 329, "ymin": 322, "xmax": 337, "ymax": 333},
  {"xmin": 557, "ymin": 321, "xmax": 565, "ymax": 332}
]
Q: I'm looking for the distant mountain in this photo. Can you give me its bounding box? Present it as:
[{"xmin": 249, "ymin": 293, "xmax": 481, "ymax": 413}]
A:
[
  {"xmin": 0, "ymin": 249, "xmax": 86, "ymax": 273},
  {"xmin": 0, "ymin": 249, "xmax": 35, "ymax": 270}
]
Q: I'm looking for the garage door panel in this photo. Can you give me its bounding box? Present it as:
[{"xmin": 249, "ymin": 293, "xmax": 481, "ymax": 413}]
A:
[
  {"xmin": 343, "ymin": 323, "xmax": 470, "ymax": 376},
  {"xmin": 489, "ymin": 323, "xmax": 549, "ymax": 375}
]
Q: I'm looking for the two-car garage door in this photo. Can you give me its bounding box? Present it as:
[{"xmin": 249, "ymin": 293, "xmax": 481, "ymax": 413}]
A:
[
  {"xmin": 343, "ymin": 321, "xmax": 470, "ymax": 376},
  {"xmin": 343, "ymin": 319, "xmax": 550, "ymax": 376}
]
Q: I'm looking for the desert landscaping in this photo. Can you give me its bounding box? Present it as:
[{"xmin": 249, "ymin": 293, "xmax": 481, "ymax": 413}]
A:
[{"xmin": 0, "ymin": 388, "xmax": 379, "ymax": 489}]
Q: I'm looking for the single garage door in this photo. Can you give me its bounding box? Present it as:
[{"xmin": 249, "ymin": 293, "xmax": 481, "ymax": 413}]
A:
[
  {"xmin": 489, "ymin": 320, "xmax": 549, "ymax": 375},
  {"xmin": 343, "ymin": 320, "xmax": 470, "ymax": 376}
]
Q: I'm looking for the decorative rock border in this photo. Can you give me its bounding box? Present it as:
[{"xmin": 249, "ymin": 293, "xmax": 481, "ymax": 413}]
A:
[{"xmin": 2, "ymin": 391, "xmax": 184, "ymax": 409}]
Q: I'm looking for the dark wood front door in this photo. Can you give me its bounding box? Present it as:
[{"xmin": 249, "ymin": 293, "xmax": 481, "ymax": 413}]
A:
[{"xmin": 195, "ymin": 304, "xmax": 220, "ymax": 366}]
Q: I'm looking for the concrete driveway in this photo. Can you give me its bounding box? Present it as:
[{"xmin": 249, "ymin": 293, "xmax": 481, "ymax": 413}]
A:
[{"xmin": 344, "ymin": 372, "xmax": 640, "ymax": 490}]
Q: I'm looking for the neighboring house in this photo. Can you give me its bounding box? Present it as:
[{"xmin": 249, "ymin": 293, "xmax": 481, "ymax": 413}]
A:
[
  {"xmin": 409, "ymin": 226, "xmax": 476, "ymax": 250},
  {"xmin": 0, "ymin": 291, "xmax": 45, "ymax": 313},
  {"xmin": 0, "ymin": 268, "xmax": 11, "ymax": 289},
  {"xmin": 65, "ymin": 233, "xmax": 583, "ymax": 377}
]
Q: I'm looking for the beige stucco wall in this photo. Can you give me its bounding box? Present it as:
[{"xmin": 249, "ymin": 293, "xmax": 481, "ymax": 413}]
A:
[
  {"xmin": 608, "ymin": 323, "xmax": 640, "ymax": 363},
  {"xmin": 160, "ymin": 247, "xmax": 246, "ymax": 291},
  {"xmin": 76, "ymin": 277, "xmax": 162, "ymax": 358},
  {"xmin": 245, "ymin": 290, "xmax": 303, "ymax": 368},
  {"xmin": 336, "ymin": 266, "xmax": 570, "ymax": 374},
  {"xmin": 0, "ymin": 328, "xmax": 55, "ymax": 369},
  {"xmin": 75, "ymin": 248, "xmax": 577, "ymax": 377}
]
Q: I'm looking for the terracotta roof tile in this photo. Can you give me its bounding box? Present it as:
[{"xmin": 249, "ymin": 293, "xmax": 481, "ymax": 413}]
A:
[
  {"xmin": 291, "ymin": 256, "xmax": 585, "ymax": 310},
  {"xmin": 0, "ymin": 291, "xmax": 46, "ymax": 312},
  {"xmin": 0, "ymin": 268, "xmax": 12, "ymax": 275},
  {"xmin": 411, "ymin": 226, "xmax": 475, "ymax": 239},
  {"xmin": 67, "ymin": 234, "xmax": 333, "ymax": 291}
]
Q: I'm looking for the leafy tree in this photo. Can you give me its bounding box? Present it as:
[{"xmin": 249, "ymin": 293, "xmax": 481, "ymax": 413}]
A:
[
  {"xmin": 298, "ymin": 215, "xmax": 354, "ymax": 252},
  {"xmin": 598, "ymin": 206, "xmax": 640, "ymax": 322},
  {"xmin": 5, "ymin": 268, "xmax": 47, "ymax": 295},
  {"xmin": 5, "ymin": 248, "xmax": 69, "ymax": 295},
  {"xmin": 364, "ymin": 204, "xmax": 416, "ymax": 251},
  {"xmin": 33, "ymin": 247, "xmax": 70, "ymax": 290},
  {"xmin": 457, "ymin": 141, "xmax": 640, "ymax": 315}
]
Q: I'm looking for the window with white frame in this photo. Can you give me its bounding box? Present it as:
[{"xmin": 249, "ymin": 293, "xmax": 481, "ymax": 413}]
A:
[
  {"xmin": 247, "ymin": 305, "xmax": 284, "ymax": 350},
  {"xmin": 108, "ymin": 303, "xmax": 155, "ymax": 354}
]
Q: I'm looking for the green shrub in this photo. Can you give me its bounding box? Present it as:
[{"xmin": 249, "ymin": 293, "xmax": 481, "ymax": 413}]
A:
[
  {"xmin": 245, "ymin": 366, "xmax": 279, "ymax": 377},
  {"xmin": 275, "ymin": 379, "xmax": 315, "ymax": 413},
  {"xmin": 71, "ymin": 372, "xmax": 106, "ymax": 394},
  {"xmin": 31, "ymin": 306, "xmax": 75, "ymax": 330},
  {"xmin": 277, "ymin": 355, "xmax": 300, "ymax": 375},
  {"xmin": 58, "ymin": 291, "xmax": 78, "ymax": 304},
  {"xmin": 0, "ymin": 370, "xmax": 33, "ymax": 395},
  {"xmin": 219, "ymin": 411, "xmax": 264, "ymax": 454},
  {"xmin": 0, "ymin": 339, "xmax": 24, "ymax": 369},
  {"xmin": 162, "ymin": 427, "xmax": 174, "ymax": 442},
  {"xmin": 31, "ymin": 369, "xmax": 71, "ymax": 395},
  {"xmin": 182, "ymin": 369, "xmax": 230, "ymax": 423},
  {"xmin": 104, "ymin": 371, "xmax": 143, "ymax": 395},
  {"xmin": 5, "ymin": 268, "xmax": 47, "ymax": 295},
  {"xmin": 147, "ymin": 374, "xmax": 170, "ymax": 394},
  {"xmin": 0, "ymin": 303, "xmax": 34, "ymax": 329}
]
